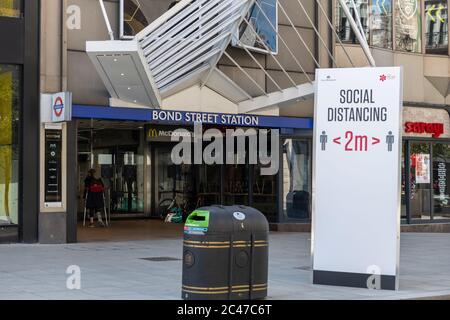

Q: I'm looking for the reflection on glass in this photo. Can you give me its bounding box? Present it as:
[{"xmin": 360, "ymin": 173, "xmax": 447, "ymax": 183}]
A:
[
  {"xmin": 197, "ymin": 164, "xmax": 221, "ymax": 207},
  {"xmin": 410, "ymin": 143, "xmax": 431, "ymax": 220},
  {"xmin": 433, "ymin": 143, "xmax": 450, "ymax": 220},
  {"xmin": 370, "ymin": 0, "xmax": 393, "ymax": 48},
  {"xmin": 0, "ymin": 0, "xmax": 21, "ymax": 17},
  {"xmin": 395, "ymin": 0, "xmax": 422, "ymax": 52},
  {"xmin": 156, "ymin": 147, "xmax": 195, "ymax": 216},
  {"xmin": 77, "ymin": 129, "xmax": 145, "ymax": 215},
  {"xmin": 282, "ymin": 139, "xmax": 311, "ymax": 220},
  {"xmin": 425, "ymin": 0, "xmax": 448, "ymax": 54},
  {"xmin": 337, "ymin": 0, "xmax": 369, "ymax": 44},
  {"xmin": 234, "ymin": 0, "xmax": 278, "ymax": 54},
  {"xmin": 0, "ymin": 65, "xmax": 20, "ymax": 226},
  {"xmin": 253, "ymin": 164, "xmax": 277, "ymax": 222},
  {"xmin": 223, "ymin": 163, "xmax": 249, "ymax": 206},
  {"xmin": 401, "ymin": 142, "xmax": 407, "ymax": 218}
]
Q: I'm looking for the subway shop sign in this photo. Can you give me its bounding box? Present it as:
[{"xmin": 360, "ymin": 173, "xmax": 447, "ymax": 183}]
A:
[{"xmin": 313, "ymin": 67, "xmax": 403, "ymax": 290}]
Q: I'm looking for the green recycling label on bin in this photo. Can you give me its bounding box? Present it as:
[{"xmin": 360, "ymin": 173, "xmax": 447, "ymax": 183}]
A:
[{"xmin": 184, "ymin": 210, "xmax": 210, "ymax": 235}]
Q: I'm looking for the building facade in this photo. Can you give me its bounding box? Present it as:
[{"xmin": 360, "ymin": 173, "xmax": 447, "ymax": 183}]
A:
[
  {"xmin": 34, "ymin": 0, "xmax": 331, "ymax": 243},
  {"xmin": 0, "ymin": 1, "xmax": 40, "ymax": 243},
  {"xmin": 335, "ymin": 0, "xmax": 450, "ymax": 224},
  {"xmin": 3, "ymin": 0, "xmax": 448, "ymax": 244}
]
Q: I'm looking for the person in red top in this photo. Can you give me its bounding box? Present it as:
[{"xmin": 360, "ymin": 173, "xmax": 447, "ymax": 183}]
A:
[{"xmin": 84, "ymin": 169, "xmax": 105, "ymax": 228}]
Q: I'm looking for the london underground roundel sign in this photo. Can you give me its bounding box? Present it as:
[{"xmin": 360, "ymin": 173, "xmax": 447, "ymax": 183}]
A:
[
  {"xmin": 50, "ymin": 92, "xmax": 71, "ymax": 123},
  {"xmin": 53, "ymin": 97, "xmax": 64, "ymax": 117}
]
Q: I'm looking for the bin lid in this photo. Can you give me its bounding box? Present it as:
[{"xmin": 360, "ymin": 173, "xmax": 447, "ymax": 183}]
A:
[{"xmin": 184, "ymin": 205, "xmax": 268, "ymax": 235}]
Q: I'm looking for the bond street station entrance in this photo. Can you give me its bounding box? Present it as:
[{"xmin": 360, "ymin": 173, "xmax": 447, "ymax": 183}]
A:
[{"xmin": 73, "ymin": 106, "xmax": 313, "ymax": 243}]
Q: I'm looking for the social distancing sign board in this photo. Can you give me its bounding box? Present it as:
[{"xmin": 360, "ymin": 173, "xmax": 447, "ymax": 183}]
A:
[{"xmin": 312, "ymin": 67, "xmax": 403, "ymax": 290}]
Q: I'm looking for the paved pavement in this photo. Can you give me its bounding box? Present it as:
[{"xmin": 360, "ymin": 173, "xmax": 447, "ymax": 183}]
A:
[{"xmin": 0, "ymin": 232, "xmax": 449, "ymax": 300}]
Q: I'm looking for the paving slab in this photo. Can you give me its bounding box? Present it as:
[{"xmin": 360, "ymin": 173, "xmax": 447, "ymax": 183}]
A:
[{"xmin": 0, "ymin": 233, "xmax": 449, "ymax": 300}]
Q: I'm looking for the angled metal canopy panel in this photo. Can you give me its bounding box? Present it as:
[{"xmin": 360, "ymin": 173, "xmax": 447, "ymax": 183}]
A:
[
  {"xmin": 238, "ymin": 83, "xmax": 315, "ymax": 113},
  {"xmin": 86, "ymin": 0, "xmax": 254, "ymax": 108},
  {"xmin": 86, "ymin": 40, "xmax": 162, "ymax": 107}
]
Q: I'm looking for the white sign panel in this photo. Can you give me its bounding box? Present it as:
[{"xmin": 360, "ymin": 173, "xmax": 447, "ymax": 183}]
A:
[
  {"xmin": 312, "ymin": 67, "xmax": 403, "ymax": 290},
  {"xmin": 51, "ymin": 92, "xmax": 72, "ymax": 123}
]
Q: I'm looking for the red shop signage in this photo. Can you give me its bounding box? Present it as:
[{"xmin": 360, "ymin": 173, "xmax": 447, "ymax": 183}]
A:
[{"xmin": 404, "ymin": 122, "xmax": 444, "ymax": 138}]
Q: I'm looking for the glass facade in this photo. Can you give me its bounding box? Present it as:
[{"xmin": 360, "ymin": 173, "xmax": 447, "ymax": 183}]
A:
[
  {"xmin": 395, "ymin": 0, "xmax": 422, "ymax": 52},
  {"xmin": 337, "ymin": 0, "xmax": 370, "ymax": 44},
  {"xmin": 77, "ymin": 128, "xmax": 145, "ymax": 216},
  {"xmin": 0, "ymin": 65, "xmax": 20, "ymax": 226},
  {"xmin": 235, "ymin": 0, "xmax": 278, "ymax": 54},
  {"xmin": 282, "ymin": 139, "xmax": 311, "ymax": 221},
  {"xmin": 370, "ymin": 0, "xmax": 393, "ymax": 48},
  {"xmin": 337, "ymin": 0, "xmax": 450, "ymax": 54},
  {"xmin": 0, "ymin": 0, "xmax": 21, "ymax": 18},
  {"xmin": 425, "ymin": 0, "xmax": 448, "ymax": 54}
]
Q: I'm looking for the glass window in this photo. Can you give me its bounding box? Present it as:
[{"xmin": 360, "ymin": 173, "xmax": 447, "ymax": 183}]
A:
[
  {"xmin": 282, "ymin": 139, "xmax": 311, "ymax": 220},
  {"xmin": 0, "ymin": 65, "xmax": 20, "ymax": 226},
  {"xmin": 336, "ymin": 0, "xmax": 370, "ymax": 44},
  {"xmin": 233, "ymin": 0, "xmax": 278, "ymax": 54},
  {"xmin": 121, "ymin": 0, "xmax": 165, "ymax": 38},
  {"xmin": 394, "ymin": 0, "xmax": 422, "ymax": 52},
  {"xmin": 197, "ymin": 164, "xmax": 221, "ymax": 207},
  {"xmin": 370, "ymin": 0, "xmax": 393, "ymax": 48},
  {"xmin": 223, "ymin": 163, "xmax": 250, "ymax": 206},
  {"xmin": 253, "ymin": 164, "xmax": 277, "ymax": 222},
  {"xmin": 401, "ymin": 142, "xmax": 407, "ymax": 219},
  {"xmin": 432, "ymin": 143, "xmax": 450, "ymax": 220},
  {"xmin": 0, "ymin": 0, "xmax": 21, "ymax": 18},
  {"xmin": 425, "ymin": 0, "xmax": 448, "ymax": 54}
]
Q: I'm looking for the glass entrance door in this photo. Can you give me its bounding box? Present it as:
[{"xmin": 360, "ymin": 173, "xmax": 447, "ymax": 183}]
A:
[{"xmin": 432, "ymin": 143, "xmax": 450, "ymax": 220}]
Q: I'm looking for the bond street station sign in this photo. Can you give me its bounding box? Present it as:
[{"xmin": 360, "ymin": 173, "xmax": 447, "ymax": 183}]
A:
[{"xmin": 313, "ymin": 67, "xmax": 403, "ymax": 290}]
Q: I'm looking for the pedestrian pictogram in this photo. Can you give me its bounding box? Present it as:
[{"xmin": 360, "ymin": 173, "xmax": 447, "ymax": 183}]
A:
[
  {"xmin": 320, "ymin": 131, "xmax": 328, "ymax": 151},
  {"xmin": 386, "ymin": 131, "xmax": 395, "ymax": 152}
]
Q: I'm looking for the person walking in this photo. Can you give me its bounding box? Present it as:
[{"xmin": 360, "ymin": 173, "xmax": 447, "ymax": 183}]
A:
[{"xmin": 84, "ymin": 169, "xmax": 106, "ymax": 228}]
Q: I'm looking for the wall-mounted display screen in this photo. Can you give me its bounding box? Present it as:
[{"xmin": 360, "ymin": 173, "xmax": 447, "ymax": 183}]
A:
[
  {"xmin": 44, "ymin": 129, "xmax": 62, "ymax": 204},
  {"xmin": 120, "ymin": 0, "xmax": 278, "ymax": 54}
]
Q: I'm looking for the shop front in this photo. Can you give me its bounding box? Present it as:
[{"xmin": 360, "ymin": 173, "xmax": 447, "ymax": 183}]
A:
[{"xmin": 402, "ymin": 107, "xmax": 450, "ymax": 223}]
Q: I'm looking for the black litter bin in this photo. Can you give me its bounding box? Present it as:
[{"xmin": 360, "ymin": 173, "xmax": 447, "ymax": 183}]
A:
[{"xmin": 182, "ymin": 205, "xmax": 269, "ymax": 300}]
